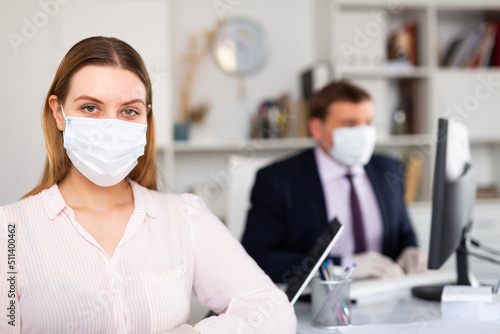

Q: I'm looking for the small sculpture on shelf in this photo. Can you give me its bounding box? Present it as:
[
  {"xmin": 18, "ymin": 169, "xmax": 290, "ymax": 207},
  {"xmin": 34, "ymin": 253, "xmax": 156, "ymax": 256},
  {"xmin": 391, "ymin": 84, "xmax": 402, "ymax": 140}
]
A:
[{"xmin": 250, "ymin": 94, "xmax": 293, "ymax": 139}]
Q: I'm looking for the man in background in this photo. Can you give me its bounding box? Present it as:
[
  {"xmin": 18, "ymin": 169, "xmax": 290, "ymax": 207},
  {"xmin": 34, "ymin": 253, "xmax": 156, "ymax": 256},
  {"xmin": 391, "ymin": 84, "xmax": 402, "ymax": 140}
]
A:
[{"xmin": 241, "ymin": 80, "xmax": 427, "ymax": 283}]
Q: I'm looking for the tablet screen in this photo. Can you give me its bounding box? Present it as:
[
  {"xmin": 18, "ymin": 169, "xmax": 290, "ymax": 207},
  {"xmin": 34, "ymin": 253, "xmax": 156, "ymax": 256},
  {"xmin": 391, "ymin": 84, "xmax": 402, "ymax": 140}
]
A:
[{"xmin": 284, "ymin": 218, "xmax": 343, "ymax": 305}]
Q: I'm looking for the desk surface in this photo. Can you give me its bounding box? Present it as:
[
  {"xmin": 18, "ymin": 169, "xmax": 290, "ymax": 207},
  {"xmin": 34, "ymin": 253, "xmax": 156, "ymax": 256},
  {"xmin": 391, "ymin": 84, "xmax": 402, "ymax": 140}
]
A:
[
  {"xmin": 296, "ymin": 289, "xmax": 440, "ymax": 333},
  {"xmin": 295, "ymin": 289, "xmax": 500, "ymax": 333}
]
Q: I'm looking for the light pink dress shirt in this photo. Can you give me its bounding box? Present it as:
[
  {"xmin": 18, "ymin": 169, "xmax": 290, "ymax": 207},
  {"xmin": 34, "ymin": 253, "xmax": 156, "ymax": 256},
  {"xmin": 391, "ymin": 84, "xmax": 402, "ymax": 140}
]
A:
[
  {"xmin": 0, "ymin": 180, "xmax": 296, "ymax": 334},
  {"xmin": 314, "ymin": 147, "xmax": 384, "ymax": 266}
]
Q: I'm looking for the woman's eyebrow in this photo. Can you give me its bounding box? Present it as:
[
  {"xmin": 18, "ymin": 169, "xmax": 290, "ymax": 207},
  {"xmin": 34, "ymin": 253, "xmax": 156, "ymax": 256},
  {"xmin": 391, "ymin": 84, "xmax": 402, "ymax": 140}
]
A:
[
  {"xmin": 73, "ymin": 96, "xmax": 145, "ymax": 106},
  {"xmin": 74, "ymin": 95, "xmax": 103, "ymax": 104},
  {"xmin": 121, "ymin": 98, "xmax": 145, "ymax": 106}
]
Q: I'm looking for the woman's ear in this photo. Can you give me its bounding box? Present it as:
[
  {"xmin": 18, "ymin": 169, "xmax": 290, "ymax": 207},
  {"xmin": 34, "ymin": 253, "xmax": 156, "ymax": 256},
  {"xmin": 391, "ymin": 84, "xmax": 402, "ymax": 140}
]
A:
[
  {"xmin": 48, "ymin": 95, "xmax": 65, "ymax": 131},
  {"xmin": 147, "ymin": 104, "xmax": 152, "ymax": 114}
]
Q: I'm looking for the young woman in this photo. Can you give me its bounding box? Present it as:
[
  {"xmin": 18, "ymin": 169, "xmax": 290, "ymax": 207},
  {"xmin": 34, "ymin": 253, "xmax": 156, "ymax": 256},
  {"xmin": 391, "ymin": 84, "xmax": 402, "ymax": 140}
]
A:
[{"xmin": 0, "ymin": 36, "xmax": 296, "ymax": 334}]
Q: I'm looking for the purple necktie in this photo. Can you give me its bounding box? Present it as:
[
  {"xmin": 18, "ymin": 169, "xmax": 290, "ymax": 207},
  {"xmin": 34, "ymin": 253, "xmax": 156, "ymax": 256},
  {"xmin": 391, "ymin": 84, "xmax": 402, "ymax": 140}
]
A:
[{"xmin": 346, "ymin": 173, "xmax": 367, "ymax": 254}]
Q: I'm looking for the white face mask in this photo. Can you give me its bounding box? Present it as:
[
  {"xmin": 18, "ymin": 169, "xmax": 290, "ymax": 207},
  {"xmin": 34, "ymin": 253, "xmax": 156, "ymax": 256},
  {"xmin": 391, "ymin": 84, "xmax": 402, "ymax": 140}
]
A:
[
  {"xmin": 61, "ymin": 106, "xmax": 147, "ymax": 187},
  {"xmin": 328, "ymin": 125, "xmax": 376, "ymax": 167}
]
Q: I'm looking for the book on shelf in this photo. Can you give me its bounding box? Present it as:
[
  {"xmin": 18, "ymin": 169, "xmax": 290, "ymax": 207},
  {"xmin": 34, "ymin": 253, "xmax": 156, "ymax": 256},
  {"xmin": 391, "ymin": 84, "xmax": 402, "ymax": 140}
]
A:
[
  {"xmin": 404, "ymin": 154, "xmax": 423, "ymax": 204},
  {"xmin": 489, "ymin": 20, "xmax": 500, "ymax": 67},
  {"xmin": 298, "ymin": 100, "xmax": 310, "ymax": 138},
  {"xmin": 466, "ymin": 22, "xmax": 497, "ymax": 68},
  {"xmin": 450, "ymin": 24, "xmax": 485, "ymax": 67},
  {"xmin": 388, "ymin": 22, "xmax": 419, "ymax": 67},
  {"xmin": 479, "ymin": 22, "xmax": 497, "ymax": 67},
  {"xmin": 300, "ymin": 61, "xmax": 331, "ymax": 101},
  {"xmin": 442, "ymin": 20, "xmax": 500, "ymax": 68},
  {"xmin": 390, "ymin": 79, "xmax": 425, "ymax": 136},
  {"xmin": 476, "ymin": 185, "xmax": 500, "ymax": 200}
]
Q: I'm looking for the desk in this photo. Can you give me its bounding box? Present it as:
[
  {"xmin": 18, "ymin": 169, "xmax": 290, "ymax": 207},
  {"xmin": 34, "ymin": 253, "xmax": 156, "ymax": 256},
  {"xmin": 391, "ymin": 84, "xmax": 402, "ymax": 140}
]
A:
[{"xmin": 295, "ymin": 289, "xmax": 500, "ymax": 333}]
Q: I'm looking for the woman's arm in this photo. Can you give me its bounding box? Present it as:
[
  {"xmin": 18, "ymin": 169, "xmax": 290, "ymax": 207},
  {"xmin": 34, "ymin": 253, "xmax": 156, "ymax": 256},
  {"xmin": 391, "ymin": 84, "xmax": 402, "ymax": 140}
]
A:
[{"xmin": 183, "ymin": 194, "xmax": 297, "ymax": 334}]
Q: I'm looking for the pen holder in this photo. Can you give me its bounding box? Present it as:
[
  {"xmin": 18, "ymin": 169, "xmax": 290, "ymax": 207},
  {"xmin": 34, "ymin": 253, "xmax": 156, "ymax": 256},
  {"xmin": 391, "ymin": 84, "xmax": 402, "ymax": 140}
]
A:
[{"xmin": 311, "ymin": 277, "xmax": 352, "ymax": 329}]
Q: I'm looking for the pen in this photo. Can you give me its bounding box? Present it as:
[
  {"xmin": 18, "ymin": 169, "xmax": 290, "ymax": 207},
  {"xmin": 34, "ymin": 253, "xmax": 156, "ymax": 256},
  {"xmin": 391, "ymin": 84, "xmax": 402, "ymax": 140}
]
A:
[
  {"xmin": 318, "ymin": 265, "xmax": 327, "ymax": 281},
  {"xmin": 322, "ymin": 262, "xmax": 332, "ymax": 280},
  {"xmin": 326, "ymin": 259, "xmax": 337, "ymax": 280},
  {"xmin": 342, "ymin": 263, "xmax": 357, "ymax": 280},
  {"xmin": 495, "ymin": 276, "xmax": 500, "ymax": 294}
]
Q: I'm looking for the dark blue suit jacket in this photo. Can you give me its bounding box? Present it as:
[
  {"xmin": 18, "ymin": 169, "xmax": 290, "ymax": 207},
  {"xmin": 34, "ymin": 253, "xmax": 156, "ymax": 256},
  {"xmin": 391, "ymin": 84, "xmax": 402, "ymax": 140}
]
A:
[{"xmin": 241, "ymin": 149, "xmax": 418, "ymax": 283}]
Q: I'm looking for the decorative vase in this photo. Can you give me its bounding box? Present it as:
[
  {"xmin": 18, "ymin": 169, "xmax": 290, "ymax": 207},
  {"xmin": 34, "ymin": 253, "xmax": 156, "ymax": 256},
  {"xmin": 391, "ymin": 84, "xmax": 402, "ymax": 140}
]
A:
[{"xmin": 174, "ymin": 122, "xmax": 191, "ymax": 141}]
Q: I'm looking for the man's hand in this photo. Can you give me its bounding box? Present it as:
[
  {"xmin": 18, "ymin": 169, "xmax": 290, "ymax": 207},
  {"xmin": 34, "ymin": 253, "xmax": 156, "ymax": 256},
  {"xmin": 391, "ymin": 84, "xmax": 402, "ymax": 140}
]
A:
[
  {"xmin": 158, "ymin": 324, "xmax": 200, "ymax": 334},
  {"xmin": 352, "ymin": 251, "xmax": 404, "ymax": 279},
  {"xmin": 397, "ymin": 247, "xmax": 428, "ymax": 274}
]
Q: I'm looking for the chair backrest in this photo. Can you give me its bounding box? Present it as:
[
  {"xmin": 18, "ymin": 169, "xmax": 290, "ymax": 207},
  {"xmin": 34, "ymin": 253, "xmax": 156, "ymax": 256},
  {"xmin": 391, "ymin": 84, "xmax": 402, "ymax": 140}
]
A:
[{"xmin": 225, "ymin": 155, "xmax": 275, "ymax": 241}]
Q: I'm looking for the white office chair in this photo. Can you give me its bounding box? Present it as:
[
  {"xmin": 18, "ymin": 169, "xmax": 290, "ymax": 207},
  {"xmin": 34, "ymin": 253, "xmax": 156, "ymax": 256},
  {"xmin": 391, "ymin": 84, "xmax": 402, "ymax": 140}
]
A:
[{"xmin": 225, "ymin": 155, "xmax": 275, "ymax": 241}]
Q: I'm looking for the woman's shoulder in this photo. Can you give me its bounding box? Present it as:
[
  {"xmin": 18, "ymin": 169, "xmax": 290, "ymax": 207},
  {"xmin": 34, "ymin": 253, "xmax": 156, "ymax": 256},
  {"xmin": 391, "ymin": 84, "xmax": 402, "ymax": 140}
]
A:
[
  {"xmin": 152, "ymin": 191, "xmax": 207, "ymax": 214},
  {"xmin": 0, "ymin": 187, "xmax": 49, "ymax": 219},
  {"xmin": 131, "ymin": 181, "xmax": 207, "ymax": 215},
  {"xmin": 0, "ymin": 187, "xmax": 56, "ymax": 233}
]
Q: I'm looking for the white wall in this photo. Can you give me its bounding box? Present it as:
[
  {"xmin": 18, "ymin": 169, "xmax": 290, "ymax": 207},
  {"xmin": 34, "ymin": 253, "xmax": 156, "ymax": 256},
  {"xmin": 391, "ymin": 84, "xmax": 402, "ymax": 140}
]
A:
[
  {"xmin": 171, "ymin": 0, "xmax": 316, "ymax": 142},
  {"xmin": 0, "ymin": 0, "xmax": 54, "ymax": 205}
]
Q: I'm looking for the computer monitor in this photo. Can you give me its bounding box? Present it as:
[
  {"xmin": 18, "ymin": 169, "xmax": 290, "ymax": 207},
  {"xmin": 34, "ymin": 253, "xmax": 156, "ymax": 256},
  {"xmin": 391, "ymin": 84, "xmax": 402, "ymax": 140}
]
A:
[{"xmin": 412, "ymin": 118, "xmax": 477, "ymax": 301}]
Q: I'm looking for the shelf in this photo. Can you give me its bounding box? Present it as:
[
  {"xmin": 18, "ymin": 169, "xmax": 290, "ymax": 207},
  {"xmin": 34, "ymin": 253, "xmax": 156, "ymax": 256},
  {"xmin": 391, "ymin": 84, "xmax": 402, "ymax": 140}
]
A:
[
  {"xmin": 376, "ymin": 134, "xmax": 434, "ymax": 147},
  {"xmin": 338, "ymin": 67, "xmax": 430, "ymax": 79},
  {"xmin": 435, "ymin": 2, "xmax": 500, "ymax": 11},
  {"xmin": 378, "ymin": 135, "xmax": 500, "ymax": 147},
  {"xmin": 336, "ymin": 0, "xmax": 428, "ymax": 9},
  {"xmin": 165, "ymin": 134, "xmax": 437, "ymax": 154},
  {"xmin": 436, "ymin": 68, "xmax": 500, "ymax": 75},
  {"xmin": 172, "ymin": 137, "xmax": 315, "ymax": 153},
  {"xmin": 381, "ymin": 135, "xmax": 500, "ymax": 147},
  {"xmin": 475, "ymin": 198, "xmax": 500, "ymax": 205},
  {"xmin": 407, "ymin": 198, "xmax": 500, "ymax": 208},
  {"xmin": 169, "ymin": 136, "xmax": 500, "ymax": 151},
  {"xmin": 339, "ymin": 67, "xmax": 500, "ymax": 78},
  {"xmin": 470, "ymin": 137, "xmax": 500, "ymax": 146}
]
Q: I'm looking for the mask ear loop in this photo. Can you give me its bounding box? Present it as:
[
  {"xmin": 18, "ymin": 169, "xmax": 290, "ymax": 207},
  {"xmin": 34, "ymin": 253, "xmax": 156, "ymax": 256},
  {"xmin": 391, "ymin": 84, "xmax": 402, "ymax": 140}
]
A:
[
  {"xmin": 60, "ymin": 104, "xmax": 68, "ymax": 122},
  {"xmin": 320, "ymin": 121, "xmax": 332, "ymax": 150},
  {"xmin": 60, "ymin": 104, "xmax": 71, "ymax": 127}
]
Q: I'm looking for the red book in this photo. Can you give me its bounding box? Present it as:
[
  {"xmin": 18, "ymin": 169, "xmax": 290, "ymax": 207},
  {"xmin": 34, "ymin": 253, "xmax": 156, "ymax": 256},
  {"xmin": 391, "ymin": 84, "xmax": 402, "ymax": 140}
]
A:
[{"xmin": 490, "ymin": 20, "xmax": 500, "ymax": 67}]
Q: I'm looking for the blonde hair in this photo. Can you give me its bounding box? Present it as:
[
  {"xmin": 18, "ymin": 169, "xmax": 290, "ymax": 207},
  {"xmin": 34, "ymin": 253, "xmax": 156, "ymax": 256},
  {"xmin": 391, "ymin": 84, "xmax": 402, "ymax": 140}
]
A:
[{"xmin": 23, "ymin": 36, "xmax": 159, "ymax": 199}]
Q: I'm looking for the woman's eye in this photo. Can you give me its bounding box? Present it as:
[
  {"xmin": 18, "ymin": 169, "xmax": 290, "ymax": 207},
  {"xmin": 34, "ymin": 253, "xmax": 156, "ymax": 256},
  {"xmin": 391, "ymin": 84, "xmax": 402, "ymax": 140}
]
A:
[
  {"xmin": 82, "ymin": 105, "xmax": 98, "ymax": 113},
  {"xmin": 123, "ymin": 109, "xmax": 139, "ymax": 116}
]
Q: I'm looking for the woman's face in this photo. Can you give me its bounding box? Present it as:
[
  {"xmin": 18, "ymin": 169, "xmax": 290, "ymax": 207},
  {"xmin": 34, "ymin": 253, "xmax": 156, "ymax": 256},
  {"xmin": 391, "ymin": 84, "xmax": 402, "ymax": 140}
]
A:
[{"xmin": 50, "ymin": 65, "xmax": 150, "ymax": 131}]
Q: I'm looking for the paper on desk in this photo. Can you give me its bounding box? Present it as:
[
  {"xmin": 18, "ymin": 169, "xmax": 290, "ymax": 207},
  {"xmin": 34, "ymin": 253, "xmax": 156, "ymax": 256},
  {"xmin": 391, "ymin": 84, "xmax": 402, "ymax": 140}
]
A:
[{"xmin": 339, "ymin": 319, "xmax": 500, "ymax": 334}]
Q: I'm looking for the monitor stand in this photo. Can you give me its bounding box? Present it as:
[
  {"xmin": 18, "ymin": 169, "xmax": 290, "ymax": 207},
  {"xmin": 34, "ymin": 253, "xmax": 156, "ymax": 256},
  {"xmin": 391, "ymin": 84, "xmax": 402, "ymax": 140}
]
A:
[
  {"xmin": 411, "ymin": 284, "xmax": 446, "ymax": 301},
  {"xmin": 411, "ymin": 228, "xmax": 478, "ymax": 302}
]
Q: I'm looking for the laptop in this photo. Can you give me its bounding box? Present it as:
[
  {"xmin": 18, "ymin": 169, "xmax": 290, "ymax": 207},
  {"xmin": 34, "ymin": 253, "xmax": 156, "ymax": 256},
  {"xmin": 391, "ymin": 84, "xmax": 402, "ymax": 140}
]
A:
[{"xmin": 285, "ymin": 218, "xmax": 344, "ymax": 305}]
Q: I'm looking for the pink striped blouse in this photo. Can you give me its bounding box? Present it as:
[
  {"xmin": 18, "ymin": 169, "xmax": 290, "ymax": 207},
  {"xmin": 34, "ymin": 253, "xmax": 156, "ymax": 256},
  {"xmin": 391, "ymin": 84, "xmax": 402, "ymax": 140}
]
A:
[{"xmin": 0, "ymin": 180, "xmax": 296, "ymax": 333}]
